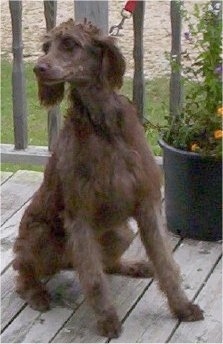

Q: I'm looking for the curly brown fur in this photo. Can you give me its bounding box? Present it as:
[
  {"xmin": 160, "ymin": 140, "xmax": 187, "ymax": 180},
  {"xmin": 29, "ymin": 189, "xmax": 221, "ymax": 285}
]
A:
[
  {"xmin": 13, "ymin": 19, "xmax": 203, "ymax": 339},
  {"xmin": 37, "ymin": 81, "xmax": 65, "ymax": 107}
]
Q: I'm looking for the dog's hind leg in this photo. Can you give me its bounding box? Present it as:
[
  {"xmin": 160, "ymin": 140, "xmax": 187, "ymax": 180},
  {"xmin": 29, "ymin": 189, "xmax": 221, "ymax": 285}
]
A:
[
  {"xmin": 13, "ymin": 221, "xmax": 65, "ymax": 312},
  {"xmin": 135, "ymin": 199, "xmax": 204, "ymax": 322},
  {"xmin": 66, "ymin": 217, "xmax": 122, "ymax": 338},
  {"xmin": 105, "ymin": 259, "xmax": 154, "ymax": 278},
  {"xmin": 13, "ymin": 257, "xmax": 51, "ymax": 312}
]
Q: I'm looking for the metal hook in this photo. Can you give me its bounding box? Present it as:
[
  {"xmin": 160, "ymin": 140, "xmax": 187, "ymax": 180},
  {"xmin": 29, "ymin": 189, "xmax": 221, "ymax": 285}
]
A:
[
  {"xmin": 109, "ymin": 9, "xmax": 132, "ymax": 37},
  {"xmin": 109, "ymin": 16, "xmax": 126, "ymax": 36}
]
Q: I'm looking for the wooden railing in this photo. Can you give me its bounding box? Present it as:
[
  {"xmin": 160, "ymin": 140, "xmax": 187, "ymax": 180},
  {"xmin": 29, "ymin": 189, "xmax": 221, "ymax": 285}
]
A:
[{"xmin": 1, "ymin": 0, "xmax": 184, "ymax": 167}]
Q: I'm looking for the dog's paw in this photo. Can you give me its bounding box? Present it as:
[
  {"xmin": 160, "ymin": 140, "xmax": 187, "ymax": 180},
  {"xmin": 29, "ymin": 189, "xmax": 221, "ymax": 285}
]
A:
[
  {"xmin": 126, "ymin": 260, "xmax": 154, "ymax": 278},
  {"xmin": 175, "ymin": 302, "xmax": 204, "ymax": 322},
  {"xmin": 97, "ymin": 310, "xmax": 122, "ymax": 338},
  {"xmin": 106, "ymin": 260, "xmax": 154, "ymax": 279},
  {"xmin": 27, "ymin": 290, "xmax": 51, "ymax": 312}
]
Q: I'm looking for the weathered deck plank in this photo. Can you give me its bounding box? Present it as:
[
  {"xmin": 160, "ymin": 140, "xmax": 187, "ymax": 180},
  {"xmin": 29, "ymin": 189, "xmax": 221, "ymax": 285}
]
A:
[
  {"xmin": 0, "ymin": 170, "xmax": 221, "ymax": 343},
  {"xmin": 0, "ymin": 235, "xmax": 178, "ymax": 343},
  {"xmin": 1, "ymin": 270, "xmax": 83, "ymax": 343},
  {"xmin": 1, "ymin": 202, "xmax": 31, "ymax": 274},
  {"xmin": 1, "ymin": 236, "xmax": 144, "ymax": 343},
  {"xmin": 111, "ymin": 240, "xmax": 222, "ymax": 343},
  {"xmin": 1, "ymin": 266, "xmax": 26, "ymax": 332},
  {"xmin": 1, "ymin": 171, "xmax": 14, "ymax": 184},
  {"xmin": 1, "ymin": 170, "xmax": 43, "ymax": 225},
  {"xmin": 52, "ymin": 235, "xmax": 179, "ymax": 343},
  {"xmin": 169, "ymin": 258, "xmax": 222, "ymax": 343}
]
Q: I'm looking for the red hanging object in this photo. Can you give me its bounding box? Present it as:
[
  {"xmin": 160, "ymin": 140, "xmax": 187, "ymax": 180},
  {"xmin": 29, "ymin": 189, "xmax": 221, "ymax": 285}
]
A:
[
  {"xmin": 124, "ymin": 0, "xmax": 138, "ymax": 13},
  {"xmin": 109, "ymin": 0, "xmax": 138, "ymax": 36}
]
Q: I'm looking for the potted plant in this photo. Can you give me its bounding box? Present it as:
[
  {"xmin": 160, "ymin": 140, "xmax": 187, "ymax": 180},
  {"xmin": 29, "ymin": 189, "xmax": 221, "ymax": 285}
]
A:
[{"xmin": 158, "ymin": 1, "xmax": 222, "ymax": 241}]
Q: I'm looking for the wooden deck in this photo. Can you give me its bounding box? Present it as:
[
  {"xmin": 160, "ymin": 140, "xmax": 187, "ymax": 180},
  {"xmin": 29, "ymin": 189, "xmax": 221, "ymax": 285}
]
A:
[{"xmin": 1, "ymin": 170, "xmax": 222, "ymax": 343}]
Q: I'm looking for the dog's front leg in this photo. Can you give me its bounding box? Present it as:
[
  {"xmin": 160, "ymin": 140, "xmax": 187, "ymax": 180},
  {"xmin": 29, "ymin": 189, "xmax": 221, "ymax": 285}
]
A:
[
  {"xmin": 135, "ymin": 200, "xmax": 204, "ymax": 322},
  {"xmin": 65, "ymin": 217, "xmax": 122, "ymax": 338}
]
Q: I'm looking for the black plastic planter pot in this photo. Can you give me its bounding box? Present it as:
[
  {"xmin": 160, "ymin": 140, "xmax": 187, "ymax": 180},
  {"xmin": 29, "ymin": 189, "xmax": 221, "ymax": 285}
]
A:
[{"xmin": 159, "ymin": 139, "xmax": 222, "ymax": 241}]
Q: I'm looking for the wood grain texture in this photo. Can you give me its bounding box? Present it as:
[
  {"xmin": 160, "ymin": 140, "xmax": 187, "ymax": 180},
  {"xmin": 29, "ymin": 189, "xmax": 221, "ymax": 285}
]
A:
[
  {"xmin": 43, "ymin": 1, "xmax": 57, "ymax": 31},
  {"xmin": 47, "ymin": 107, "xmax": 61, "ymax": 152},
  {"xmin": 43, "ymin": 1, "xmax": 61, "ymax": 152},
  {"xmin": 75, "ymin": 1, "xmax": 108, "ymax": 34},
  {"xmin": 1, "ymin": 201, "xmax": 31, "ymax": 274},
  {"xmin": 111, "ymin": 240, "xmax": 222, "ymax": 343},
  {"xmin": 1, "ymin": 143, "xmax": 50, "ymax": 165},
  {"xmin": 169, "ymin": 259, "xmax": 222, "ymax": 343},
  {"xmin": 1, "ymin": 171, "xmax": 221, "ymax": 343},
  {"xmin": 1, "ymin": 170, "xmax": 43, "ymax": 225},
  {"xmin": 0, "ymin": 235, "xmax": 147, "ymax": 343},
  {"xmin": 52, "ymin": 235, "xmax": 179, "ymax": 343},
  {"xmin": 1, "ymin": 172, "xmax": 13, "ymax": 185},
  {"xmin": 169, "ymin": 0, "xmax": 182, "ymax": 117},
  {"xmin": 1, "ymin": 144, "xmax": 164, "ymax": 167},
  {"xmin": 133, "ymin": 0, "xmax": 145, "ymax": 122},
  {"xmin": 9, "ymin": 0, "xmax": 28, "ymax": 149},
  {"xmin": 1, "ymin": 267, "xmax": 26, "ymax": 332},
  {"xmin": 1, "ymin": 271, "xmax": 83, "ymax": 343}
]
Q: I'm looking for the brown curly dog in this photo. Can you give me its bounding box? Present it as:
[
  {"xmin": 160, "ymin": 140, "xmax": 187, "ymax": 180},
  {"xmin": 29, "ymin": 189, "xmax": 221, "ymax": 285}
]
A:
[{"xmin": 13, "ymin": 19, "xmax": 203, "ymax": 338}]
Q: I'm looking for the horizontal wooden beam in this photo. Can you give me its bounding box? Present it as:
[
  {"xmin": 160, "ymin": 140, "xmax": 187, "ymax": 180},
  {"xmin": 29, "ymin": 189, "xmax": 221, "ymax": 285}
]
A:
[
  {"xmin": 1, "ymin": 143, "xmax": 163, "ymax": 167},
  {"xmin": 1, "ymin": 144, "xmax": 50, "ymax": 165}
]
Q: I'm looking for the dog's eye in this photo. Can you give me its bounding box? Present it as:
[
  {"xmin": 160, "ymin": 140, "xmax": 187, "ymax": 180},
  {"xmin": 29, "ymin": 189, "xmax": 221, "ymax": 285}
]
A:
[
  {"xmin": 42, "ymin": 42, "xmax": 51, "ymax": 54},
  {"xmin": 61, "ymin": 37, "xmax": 78, "ymax": 51}
]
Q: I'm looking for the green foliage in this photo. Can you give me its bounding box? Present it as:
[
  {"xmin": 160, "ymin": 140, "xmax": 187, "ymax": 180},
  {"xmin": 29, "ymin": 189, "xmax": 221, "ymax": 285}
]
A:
[
  {"xmin": 1, "ymin": 60, "xmax": 48, "ymax": 146},
  {"xmin": 144, "ymin": 78, "xmax": 169, "ymax": 155},
  {"xmin": 163, "ymin": 1, "xmax": 222, "ymax": 158}
]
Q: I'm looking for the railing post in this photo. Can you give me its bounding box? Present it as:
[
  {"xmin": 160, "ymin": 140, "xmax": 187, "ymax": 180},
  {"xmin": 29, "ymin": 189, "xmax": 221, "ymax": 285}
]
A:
[
  {"xmin": 133, "ymin": 0, "xmax": 145, "ymax": 123},
  {"xmin": 44, "ymin": 1, "xmax": 61, "ymax": 151},
  {"xmin": 74, "ymin": 1, "xmax": 108, "ymax": 34},
  {"xmin": 9, "ymin": 0, "xmax": 28, "ymax": 150},
  {"xmin": 169, "ymin": 0, "xmax": 182, "ymax": 117}
]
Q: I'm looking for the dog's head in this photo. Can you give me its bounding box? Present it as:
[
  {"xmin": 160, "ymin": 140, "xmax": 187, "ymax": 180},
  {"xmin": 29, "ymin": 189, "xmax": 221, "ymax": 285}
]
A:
[{"xmin": 34, "ymin": 19, "xmax": 126, "ymax": 107}]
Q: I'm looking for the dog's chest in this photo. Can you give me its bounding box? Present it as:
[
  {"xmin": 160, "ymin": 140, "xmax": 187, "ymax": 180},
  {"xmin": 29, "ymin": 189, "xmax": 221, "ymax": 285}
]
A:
[{"xmin": 74, "ymin": 143, "xmax": 145, "ymax": 218}]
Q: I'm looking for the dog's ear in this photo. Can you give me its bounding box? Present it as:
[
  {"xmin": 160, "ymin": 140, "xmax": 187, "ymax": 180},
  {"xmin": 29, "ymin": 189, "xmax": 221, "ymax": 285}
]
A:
[
  {"xmin": 96, "ymin": 36, "xmax": 126, "ymax": 89},
  {"xmin": 37, "ymin": 80, "xmax": 65, "ymax": 107}
]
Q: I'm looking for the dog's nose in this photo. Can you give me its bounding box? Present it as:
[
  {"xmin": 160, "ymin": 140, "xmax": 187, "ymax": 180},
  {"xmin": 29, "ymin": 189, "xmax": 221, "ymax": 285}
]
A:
[{"xmin": 33, "ymin": 63, "xmax": 49, "ymax": 75}]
